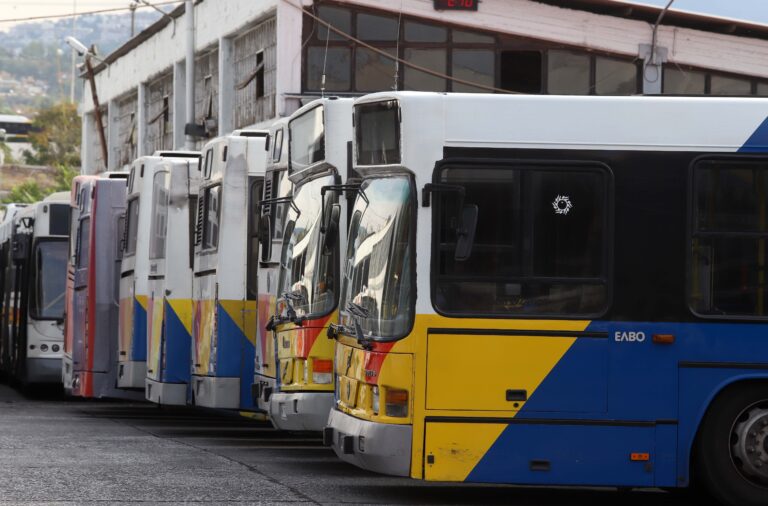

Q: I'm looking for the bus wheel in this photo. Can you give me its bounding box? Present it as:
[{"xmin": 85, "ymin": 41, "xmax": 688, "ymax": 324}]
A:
[{"xmin": 696, "ymin": 382, "xmax": 768, "ymax": 506}]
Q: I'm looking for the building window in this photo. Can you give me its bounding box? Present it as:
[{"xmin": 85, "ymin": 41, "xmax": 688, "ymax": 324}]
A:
[
  {"xmin": 664, "ymin": 66, "xmax": 766, "ymax": 96},
  {"xmin": 663, "ymin": 67, "xmax": 706, "ymax": 94},
  {"xmin": 500, "ymin": 51, "xmax": 542, "ymax": 93},
  {"xmin": 710, "ymin": 74, "xmax": 752, "ymax": 95},
  {"xmin": 595, "ymin": 56, "xmax": 638, "ymax": 95},
  {"xmin": 690, "ymin": 158, "xmax": 768, "ymax": 318},
  {"xmin": 304, "ymin": 5, "xmax": 495, "ymax": 94},
  {"xmin": 547, "ymin": 50, "xmax": 590, "ymax": 94}
]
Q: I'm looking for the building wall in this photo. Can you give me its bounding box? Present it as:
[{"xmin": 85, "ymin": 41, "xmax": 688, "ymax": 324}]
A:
[{"xmin": 79, "ymin": 0, "xmax": 768, "ymax": 174}]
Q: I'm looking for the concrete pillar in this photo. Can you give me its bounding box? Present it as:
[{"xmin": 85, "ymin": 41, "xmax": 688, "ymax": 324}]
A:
[
  {"xmin": 218, "ymin": 36, "xmax": 234, "ymax": 135},
  {"xmin": 107, "ymin": 99, "xmax": 118, "ymax": 170},
  {"xmin": 137, "ymin": 83, "xmax": 148, "ymax": 157},
  {"xmin": 173, "ymin": 60, "xmax": 187, "ymax": 149}
]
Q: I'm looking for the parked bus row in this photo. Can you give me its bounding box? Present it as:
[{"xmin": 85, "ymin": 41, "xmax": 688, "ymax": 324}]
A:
[{"xmin": 1, "ymin": 92, "xmax": 767, "ymax": 505}]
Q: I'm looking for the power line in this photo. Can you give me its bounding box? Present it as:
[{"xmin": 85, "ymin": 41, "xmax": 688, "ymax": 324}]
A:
[{"xmin": 0, "ymin": 0, "xmax": 181, "ymax": 24}]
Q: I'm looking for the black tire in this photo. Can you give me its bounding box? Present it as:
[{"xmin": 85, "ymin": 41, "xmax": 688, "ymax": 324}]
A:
[{"xmin": 695, "ymin": 382, "xmax": 768, "ymax": 506}]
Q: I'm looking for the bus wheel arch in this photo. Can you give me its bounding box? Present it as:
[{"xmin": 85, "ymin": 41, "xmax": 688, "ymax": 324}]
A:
[{"xmin": 692, "ymin": 378, "xmax": 768, "ymax": 506}]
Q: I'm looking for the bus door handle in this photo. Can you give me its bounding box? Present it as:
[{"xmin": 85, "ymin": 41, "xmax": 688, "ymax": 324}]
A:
[{"xmin": 506, "ymin": 389, "xmax": 528, "ymax": 402}]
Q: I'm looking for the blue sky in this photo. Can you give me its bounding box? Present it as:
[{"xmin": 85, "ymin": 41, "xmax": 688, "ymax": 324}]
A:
[{"xmin": 631, "ymin": 0, "xmax": 768, "ymax": 24}]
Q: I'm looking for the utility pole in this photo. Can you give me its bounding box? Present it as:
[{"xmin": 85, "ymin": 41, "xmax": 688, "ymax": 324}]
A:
[
  {"xmin": 69, "ymin": 0, "xmax": 77, "ymax": 102},
  {"xmin": 130, "ymin": 1, "xmax": 137, "ymax": 37},
  {"xmin": 185, "ymin": 0, "xmax": 195, "ymax": 150},
  {"xmin": 85, "ymin": 56, "xmax": 109, "ymax": 169}
]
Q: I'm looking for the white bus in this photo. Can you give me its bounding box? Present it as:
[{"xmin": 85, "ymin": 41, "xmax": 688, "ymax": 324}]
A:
[
  {"xmin": 191, "ymin": 130, "xmax": 266, "ymax": 410},
  {"xmin": 268, "ymin": 97, "xmax": 355, "ymax": 431},
  {"xmin": 118, "ymin": 151, "xmax": 200, "ymax": 389},
  {"xmin": 145, "ymin": 157, "xmax": 201, "ymax": 405},
  {"xmin": 253, "ymin": 117, "xmax": 292, "ymax": 413},
  {"xmin": 0, "ymin": 193, "xmax": 69, "ymax": 384},
  {"xmin": 326, "ymin": 92, "xmax": 768, "ymax": 506}
]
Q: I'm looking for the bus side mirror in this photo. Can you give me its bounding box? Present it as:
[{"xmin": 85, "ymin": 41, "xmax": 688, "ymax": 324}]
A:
[
  {"xmin": 321, "ymin": 204, "xmax": 340, "ymax": 256},
  {"xmin": 259, "ymin": 214, "xmax": 271, "ymax": 262},
  {"xmin": 454, "ymin": 205, "xmax": 478, "ymax": 262}
]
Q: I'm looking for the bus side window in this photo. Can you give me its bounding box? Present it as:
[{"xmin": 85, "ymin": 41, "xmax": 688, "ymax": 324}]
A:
[
  {"xmin": 202, "ymin": 185, "xmax": 221, "ymax": 250},
  {"xmin": 432, "ymin": 164, "xmax": 610, "ymax": 317},
  {"xmin": 690, "ymin": 157, "xmax": 768, "ymax": 318}
]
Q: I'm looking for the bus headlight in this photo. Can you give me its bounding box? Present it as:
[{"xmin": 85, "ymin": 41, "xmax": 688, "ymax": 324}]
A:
[
  {"xmin": 385, "ymin": 388, "xmax": 408, "ymax": 418},
  {"xmin": 372, "ymin": 386, "xmax": 380, "ymax": 415},
  {"xmin": 312, "ymin": 358, "xmax": 333, "ymax": 384}
]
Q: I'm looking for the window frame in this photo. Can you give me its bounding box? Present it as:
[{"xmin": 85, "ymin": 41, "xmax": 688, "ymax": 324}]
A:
[
  {"xmin": 29, "ymin": 237, "xmax": 68, "ymax": 321},
  {"xmin": 200, "ymin": 182, "xmax": 222, "ymax": 253},
  {"xmin": 687, "ymin": 154, "xmax": 768, "ymax": 321},
  {"xmin": 429, "ymin": 158, "xmax": 614, "ymax": 320}
]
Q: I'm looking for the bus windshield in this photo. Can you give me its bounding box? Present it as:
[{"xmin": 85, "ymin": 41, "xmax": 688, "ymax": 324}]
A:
[
  {"xmin": 340, "ymin": 176, "xmax": 414, "ymax": 340},
  {"xmin": 33, "ymin": 240, "xmax": 68, "ymax": 319},
  {"xmin": 277, "ymin": 176, "xmax": 338, "ymax": 319}
]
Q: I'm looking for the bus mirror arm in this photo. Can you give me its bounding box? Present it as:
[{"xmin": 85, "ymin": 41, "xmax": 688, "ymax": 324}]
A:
[{"xmin": 421, "ymin": 183, "xmax": 464, "ymax": 208}]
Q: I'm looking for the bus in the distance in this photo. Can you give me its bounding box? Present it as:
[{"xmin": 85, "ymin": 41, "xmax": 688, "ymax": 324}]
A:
[
  {"xmin": 268, "ymin": 97, "xmax": 354, "ymax": 431},
  {"xmin": 0, "ymin": 192, "xmax": 69, "ymax": 385},
  {"xmin": 191, "ymin": 130, "xmax": 265, "ymax": 412},
  {"xmin": 253, "ymin": 117, "xmax": 292, "ymax": 413},
  {"xmin": 326, "ymin": 92, "xmax": 768, "ymax": 506},
  {"xmin": 118, "ymin": 151, "xmax": 200, "ymax": 390},
  {"xmin": 145, "ymin": 157, "xmax": 200, "ymax": 405}
]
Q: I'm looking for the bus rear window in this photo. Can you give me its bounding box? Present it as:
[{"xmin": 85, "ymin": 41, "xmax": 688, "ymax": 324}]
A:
[
  {"xmin": 355, "ymin": 100, "xmax": 400, "ymax": 166},
  {"xmin": 32, "ymin": 240, "xmax": 68, "ymax": 320},
  {"xmin": 49, "ymin": 204, "xmax": 69, "ymax": 236},
  {"xmin": 432, "ymin": 164, "xmax": 610, "ymax": 317},
  {"xmin": 289, "ymin": 105, "xmax": 324, "ymax": 172},
  {"xmin": 690, "ymin": 158, "xmax": 768, "ymax": 318},
  {"xmin": 124, "ymin": 197, "xmax": 139, "ymax": 256}
]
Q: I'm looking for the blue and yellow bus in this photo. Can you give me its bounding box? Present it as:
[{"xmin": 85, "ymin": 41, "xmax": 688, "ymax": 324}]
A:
[{"xmin": 326, "ymin": 92, "xmax": 768, "ymax": 505}]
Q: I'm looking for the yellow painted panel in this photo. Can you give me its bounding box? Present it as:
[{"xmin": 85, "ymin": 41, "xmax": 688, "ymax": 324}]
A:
[
  {"xmin": 167, "ymin": 298, "xmax": 194, "ymax": 337},
  {"xmin": 136, "ymin": 294, "xmax": 149, "ymax": 311},
  {"xmin": 424, "ymin": 422, "xmax": 507, "ymax": 482},
  {"xmin": 426, "ymin": 333, "xmax": 575, "ymax": 411}
]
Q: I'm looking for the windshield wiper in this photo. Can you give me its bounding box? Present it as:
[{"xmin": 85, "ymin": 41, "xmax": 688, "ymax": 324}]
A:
[
  {"xmin": 266, "ymin": 291, "xmax": 307, "ymax": 330},
  {"xmin": 332, "ymin": 300, "xmax": 372, "ymax": 350}
]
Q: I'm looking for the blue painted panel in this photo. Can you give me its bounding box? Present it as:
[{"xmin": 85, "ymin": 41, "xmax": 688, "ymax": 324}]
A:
[
  {"xmin": 214, "ymin": 304, "xmax": 256, "ymax": 410},
  {"xmin": 739, "ymin": 116, "xmax": 768, "ymax": 153},
  {"xmin": 161, "ymin": 300, "xmax": 191, "ymax": 384},
  {"xmin": 131, "ymin": 297, "xmax": 147, "ymax": 361},
  {"xmin": 466, "ymin": 423, "xmax": 656, "ymax": 487}
]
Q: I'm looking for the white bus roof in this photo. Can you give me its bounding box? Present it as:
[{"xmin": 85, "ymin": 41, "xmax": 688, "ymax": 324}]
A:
[{"xmin": 355, "ymin": 92, "xmax": 768, "ymax": 153}]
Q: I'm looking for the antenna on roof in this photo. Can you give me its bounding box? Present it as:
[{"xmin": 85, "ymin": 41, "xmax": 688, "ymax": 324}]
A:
[
  {"xmin": 393, "ymin": 0, "xmax": 403, "ymax": 91},
  {"xmin": 320, "ymin": 19, "xmax": 331, "ymax": 98}
]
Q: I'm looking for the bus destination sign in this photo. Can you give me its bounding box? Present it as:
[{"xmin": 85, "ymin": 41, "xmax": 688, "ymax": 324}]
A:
[{"xmin": 433, "ymin": 0, "xmax": 478, "ymax": 11}]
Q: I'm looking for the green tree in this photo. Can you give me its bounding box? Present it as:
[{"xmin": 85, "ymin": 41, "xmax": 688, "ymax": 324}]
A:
[
  {"xmin": 22, "ymin": 102, "xmax": 81, "ymax": 167},
  {"xmin": 1, "ymin": 165, "xmax": 77, "ymax": 204}
]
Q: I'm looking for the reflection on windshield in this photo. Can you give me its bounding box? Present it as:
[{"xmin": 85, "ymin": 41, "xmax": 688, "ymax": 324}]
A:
[
  {"xmin": 35, "ymin": 240, "xmax": 68, "ymax": 319},
  {"xmin": 277, "ymin": 176, "xmax": 338, "ymax": 319},
  {"xmin": 340, "ymin": 177, "xmax": 413, "ymax": 340}
]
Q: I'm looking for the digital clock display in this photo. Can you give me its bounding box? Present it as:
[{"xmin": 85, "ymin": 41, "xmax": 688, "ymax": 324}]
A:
[{"xmin": 433, "ymin": 0, "xmax": 478, "ymax": 11}]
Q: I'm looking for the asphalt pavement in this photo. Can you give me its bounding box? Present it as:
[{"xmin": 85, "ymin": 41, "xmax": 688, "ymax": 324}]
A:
[{"xmin": 0, "ymin": 383, "xmax": 698, "ymax": 505}]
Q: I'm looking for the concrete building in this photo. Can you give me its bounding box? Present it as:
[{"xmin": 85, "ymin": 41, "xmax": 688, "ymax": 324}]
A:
[{"xmin": 79, "ymin": 0, "xmax": 768, "ymax": 174}]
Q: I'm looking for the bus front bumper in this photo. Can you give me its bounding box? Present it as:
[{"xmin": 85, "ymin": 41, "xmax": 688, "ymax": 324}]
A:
[
  {"xmin": 190, "ymin": 375, "xmax": 239, "ymax": 409},
  {"xmin": 269, "ymin": 391, "xmax": 333, "ymax": 432},
  {"xmin": 26, "ymin": 357, "xmax": 61, "ymax": 384},
  {"xmin": 324, "ymin": 408, "xmax": 411, "ymax": 477}
]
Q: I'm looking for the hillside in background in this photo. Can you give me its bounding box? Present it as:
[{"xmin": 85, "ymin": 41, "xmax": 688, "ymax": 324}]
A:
[{"xmin": 0, "ymin": 9, "xmax": 169, "ymax": 114}]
